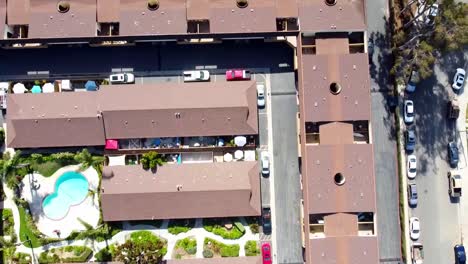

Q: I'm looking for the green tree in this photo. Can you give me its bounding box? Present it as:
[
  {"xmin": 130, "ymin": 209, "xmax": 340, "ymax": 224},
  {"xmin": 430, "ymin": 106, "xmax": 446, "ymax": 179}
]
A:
[
  {"xmin": 140, "ymin": 151, "xmax": 165, "ymax": 171},
  {"xmin": 433, "ymin": 0, "xmax": 468, "ymax": 51},
  {"xmin": 74, "ymin": 149, "xmax": 104, "ymax": 171}
]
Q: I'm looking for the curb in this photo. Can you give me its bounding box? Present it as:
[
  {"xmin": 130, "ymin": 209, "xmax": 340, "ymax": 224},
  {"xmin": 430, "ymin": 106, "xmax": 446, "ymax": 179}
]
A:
[{"xmin": 395, "ymin": 85, "xmax": 412, "ymax": 264}]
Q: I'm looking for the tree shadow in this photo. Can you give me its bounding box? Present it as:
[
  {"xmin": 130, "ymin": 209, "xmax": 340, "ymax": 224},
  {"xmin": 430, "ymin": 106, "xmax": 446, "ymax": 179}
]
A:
[{"xmin": 369, "ymin": 16, "xmax": 398, "ymax": 142}]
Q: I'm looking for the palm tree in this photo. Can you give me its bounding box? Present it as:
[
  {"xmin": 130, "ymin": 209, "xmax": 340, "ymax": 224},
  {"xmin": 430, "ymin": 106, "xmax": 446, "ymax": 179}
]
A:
[
  {"xmin": 75, "ymin": 149, "xmax": 105, "ymax": 171},
  {"xmin": 87, "ymin": 189, "xmax": 96, "ymax": 206},
  {"xmin": 140, "ymin": 151, "xmax": 165, "ymax": 172}
]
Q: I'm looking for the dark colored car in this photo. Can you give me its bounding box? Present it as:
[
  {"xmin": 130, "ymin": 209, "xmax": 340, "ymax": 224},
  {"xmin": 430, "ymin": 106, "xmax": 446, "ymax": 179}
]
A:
[
  {"xmin": 261, "ymin": 243, "xmax": 272, "ymax": 264},
  {"xmin": 262, "ymin": 207, "xmax": 272, "ymax": 235},
  {"xmin": 405, "ymin": 129, "xmax": 416, "ymax": 152},
  {"xmin": 407, "ymin": 183, "xmax": 418, "ymax": 207},
  {"xmin": 455, "ymin": 244, "xmax": 466, "ymax": 264},
  {"xmin": 448, "ymin": 141, "xmax": 460, "ymax": 168}
]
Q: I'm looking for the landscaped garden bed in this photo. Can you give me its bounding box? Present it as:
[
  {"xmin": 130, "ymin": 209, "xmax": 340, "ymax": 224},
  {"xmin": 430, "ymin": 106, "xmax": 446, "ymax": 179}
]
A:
[
  {"xmin": 245, "ymin": 217, "xmax": 260, "ymax": 234},
  {"xmin": 173, "ymin": 236, "xmax": 197, "ymax": 259},
  {"xmin": 244, "ymin": 240, "xmax": 260, "ymax": 256},
  {"xmin": 38, "ymin": 245, "xmax": 92, "ymax": 263},
  {"xmin": 11, "ymin": 252, "xmax": 32, "ymax": 264},
  {"xmin": 168, "ymin": 219, "xmax": 196, "ymax": 235},
  {"xmin": 2, "ymin": 209, "xmax": 15, "ymax": 240},
  {"xmin": 66, "ymin": 222, "xmax": 122, "ymax": 242},
  {"xmin": 203, "ymin": 218, "xmax": 245, "ymax": 239},
  {"xmin": 203, "ymin": 238, "xmax": 239, "ymax": 258}
]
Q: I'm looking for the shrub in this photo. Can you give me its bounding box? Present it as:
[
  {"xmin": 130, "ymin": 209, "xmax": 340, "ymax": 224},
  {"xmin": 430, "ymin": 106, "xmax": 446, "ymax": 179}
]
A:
[
  {"xmin": 12, "ymin": 252, "xmax": 31, "ymax": 264},
  {"xmin": 203, "ymin": 250, "xmax": 213, "ymax": 258},
  {"xmin": 168, "ymin": 219, "xmax": 195, "ymax": 235},
  {"xmin": 244, "ymin": 240, "xmax": 260, "ymax": 256},
  {"xmin": 175, "ymin": 253, "xmax": 182, "ymax": 259},
  {"xmin": 64, "ymin": 246, "xmax": 73, "ymax": 252},
  {"xmin": 220, "ymin": 244, "xmax": 240, "ymax": 257},
  {"xmin": 94, "ymin": 247, "xmax": 112, "ymax": 262},
  {"xmin": 249, "ymin": 223, "xmax": 259, "ymax": 234},
  {"xmin": 130, "ymin": 230, "xmax": 160, "ymax": 245},
  {"xmin": 176, "ymin": 237, "xmax": 197, "ymax": 255},
  {"xmin": 203, "ymin": 218, "xmax": 245, "ymax": 239}
]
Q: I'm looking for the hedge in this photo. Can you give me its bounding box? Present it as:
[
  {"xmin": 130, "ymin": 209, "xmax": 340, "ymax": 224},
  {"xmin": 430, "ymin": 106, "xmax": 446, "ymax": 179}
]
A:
[{"xmin": 168, "ymin": 219, "xmax": 195, "ymax": 235}]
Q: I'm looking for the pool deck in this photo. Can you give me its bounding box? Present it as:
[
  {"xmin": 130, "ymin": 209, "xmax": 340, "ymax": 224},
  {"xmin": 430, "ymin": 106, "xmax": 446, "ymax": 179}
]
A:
[{"xmin": 21, "ymin": 165, "xmax": 100, "ymax": 238}]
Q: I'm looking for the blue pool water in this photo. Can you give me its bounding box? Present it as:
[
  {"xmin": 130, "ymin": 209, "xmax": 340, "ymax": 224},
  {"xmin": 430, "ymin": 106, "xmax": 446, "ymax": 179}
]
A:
[{"xmin": 42, "ymin": 171, "xmax": 89, "ymax": 220}]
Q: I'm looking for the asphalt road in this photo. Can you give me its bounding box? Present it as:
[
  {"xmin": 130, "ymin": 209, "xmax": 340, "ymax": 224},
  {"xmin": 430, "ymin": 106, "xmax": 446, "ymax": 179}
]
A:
[
  {"xmin": 270, "ymin": 72, "xmax": 303, "ymax": 264},
  {"xmin": 367, "ymin": 0, "xmax": 402, "ymax": 262},
  {"xmin": 408, "ymin": 51, "xmax": 467, "ymax": 264}
]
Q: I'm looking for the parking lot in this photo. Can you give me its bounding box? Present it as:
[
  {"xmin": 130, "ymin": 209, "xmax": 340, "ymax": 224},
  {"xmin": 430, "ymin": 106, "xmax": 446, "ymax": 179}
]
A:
[{"xmin": 402, "ymin": 55, "xmax": 467, "ymax": 264}]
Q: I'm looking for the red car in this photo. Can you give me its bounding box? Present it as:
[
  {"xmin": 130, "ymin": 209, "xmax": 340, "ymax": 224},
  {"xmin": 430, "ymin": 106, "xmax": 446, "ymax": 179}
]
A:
[
  {"xmin": 226, "ymin": 69, "xmax": 251, "ymax": 81},
  {"xmin": 261, "ymin": 242, "xmax": 272, "ymax": 264}
]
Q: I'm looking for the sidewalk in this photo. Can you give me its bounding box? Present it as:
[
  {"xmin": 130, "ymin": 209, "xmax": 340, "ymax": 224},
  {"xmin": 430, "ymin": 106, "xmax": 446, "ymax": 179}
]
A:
[{"xmin": 396, "ymin": 85, "xmax": 412, "ymax": 264}]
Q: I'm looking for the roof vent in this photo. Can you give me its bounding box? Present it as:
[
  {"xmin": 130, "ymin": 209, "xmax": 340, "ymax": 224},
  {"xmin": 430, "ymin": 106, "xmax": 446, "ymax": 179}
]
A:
[
  {"xmin": 330, "ymin": 82, "xmax": 342, "ymax": 95},
  {"xmin": 334, "ymin": 173, "xmax": 345, "ymax": 186},
  {"xmin": 148, "ymin": 0, "xmax": 160, "ymax": 11},
  {"xmin": 236, "ymin": 0, "xmax": 248, "ymax": 8},
  {"xmin": 57, "ymin": 1, "xmax": 70, "ymax": 13},
  {"xmin": 325, "ymin": 0, "xmax": 337, "ymax": 6}
]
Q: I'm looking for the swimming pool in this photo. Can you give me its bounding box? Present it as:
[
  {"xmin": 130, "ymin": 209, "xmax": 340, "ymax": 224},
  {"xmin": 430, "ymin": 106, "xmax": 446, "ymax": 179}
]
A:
[{"xmin": 42, "ymin": 171, "xmax": 89, "ymax": 220}]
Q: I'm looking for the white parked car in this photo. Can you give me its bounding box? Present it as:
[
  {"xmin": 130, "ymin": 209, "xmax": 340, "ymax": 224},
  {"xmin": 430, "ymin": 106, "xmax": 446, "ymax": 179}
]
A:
[
  {"xmin": 404, "ymin": 100, "xmax": 415, "ymax": 123},
  {"xmin": 261, "ymin": 151, "xmax": 270, "ymax": 176},
  {"xmin": 452, "ymin": 68, "xmax": 466, "ymax": 91},
  {"xmin": 410, "ymin": 217, "xmax": 421, "ymax": 240},
  {"xmin": 183, "ymin": 70, "xmax": 210, "ymax": 82},
  {"xmin": 257, "ymin": 84, "xmax": 265, "ymax": 107},
  {"xmin": 109, "ymin": 73, "xmax": 135, "ymax": 84},
  {"xmin": 407, "ymin": 154, "xmax": 417, "ymax": 179}
]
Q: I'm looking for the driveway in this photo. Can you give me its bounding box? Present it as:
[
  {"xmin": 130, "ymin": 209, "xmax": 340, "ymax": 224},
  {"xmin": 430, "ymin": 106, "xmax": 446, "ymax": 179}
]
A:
[
  {"xmin": 269, "ymin": 72, "xmax": 303, "ymax": 264},
  {"xmin": 367, "ymin": 0, "xmax": 402, "ymax": 262}
]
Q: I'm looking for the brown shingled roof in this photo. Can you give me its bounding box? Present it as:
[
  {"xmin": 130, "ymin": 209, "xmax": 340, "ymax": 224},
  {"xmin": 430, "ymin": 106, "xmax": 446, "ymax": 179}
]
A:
[
  {"xmin": 306, "ymin": 123, "xmax": 376, "ymax": 214},
  {"xmin": 186, "ymin": 0, "xmax": 210, "ymax": 21},
  {"xmin": 210, "ymin": 0, "xmax": 276, "ymax": 33},
  {"xmin": 6, "ymin": 92, "xmax": 105, "ymax": 148},
  {"xmin": 119, "ymin": 0, "xmax": 187, "ymax": 36},
  {"xmin": 99, "ymin": 81, "xmax": 258, "ymax": 139},
  {"xmin": 276, "ymin": 0, "xmax": 298, "ymax": 18},
  {"xmin": 299, "ymin": 0, "xmax": 366, "ymax": 32},
  {"xmin": 97, "ymin": 0, "xmax": 120, "ymax": 23},
  {"xmin": 0, "ymin": 0, "xmax": 6, "ymax": 36},
  {"xmin": 302, "ymin": 51, "xmax": 371, "ymax": 122},
  {"xmin": 29, "ymin": 0, "xmax": 97, "ymax": 38},
  {"xmin": 309, "ymin": 236, "xmax": 379, "ymax": 264},
  {"xmin": 100, "ymin": 162, "xmax": 261, "ymax": 221},
  {"xmin": 6, "ymin": 0, "xmax": 29, "ymax": 25}
]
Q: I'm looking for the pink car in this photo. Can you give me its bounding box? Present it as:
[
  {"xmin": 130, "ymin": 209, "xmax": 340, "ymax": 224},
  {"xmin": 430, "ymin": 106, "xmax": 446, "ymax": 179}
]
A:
[
  {"xmin": 261, "ymin": 242, "xmax": 272, "ymax": 264},
  {"xmin": 225, "ymin": 69, "xmax": 251, "ymax": 81}
]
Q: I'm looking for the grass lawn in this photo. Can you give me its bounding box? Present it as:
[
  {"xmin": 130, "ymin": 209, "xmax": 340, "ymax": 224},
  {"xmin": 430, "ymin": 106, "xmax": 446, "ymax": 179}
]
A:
[
  {"xmin": 33, "ymin": 161, "xmax": 63, "ymax": 177},
  {"xmin": 18, "ymin": 206, "xmax": 41, "ymax": 248}
]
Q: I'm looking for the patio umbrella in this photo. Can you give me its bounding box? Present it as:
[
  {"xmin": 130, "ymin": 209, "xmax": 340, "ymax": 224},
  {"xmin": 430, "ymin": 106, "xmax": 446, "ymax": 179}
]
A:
[
  {"xmin": 223, "ymin": 153, "xmax": 233, "ymax": 162},
  {"xmin": 234, "ymin": 136, "xmax": 247, "ymax": 147},
  {"xmin": 42, "ymin": 83, "xmax": 54, "ymax": 93},
  {"xmin": 105, "ymin": 139, "xmax": 119, "ymax": 150},
  {"xmin": 13, "ymin": 83, "xmax": 26, "ymax": 94},
  {"xmin": 31, "ymin": 85, "xmax": 42, "ymax": 94},
  {"xmin": 85, "ymin": 80, "xmax": 98, "ymax": 91},
  {"xmin": 234, "ymin": 150, "xmax": 244, "ymax": 159}
]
